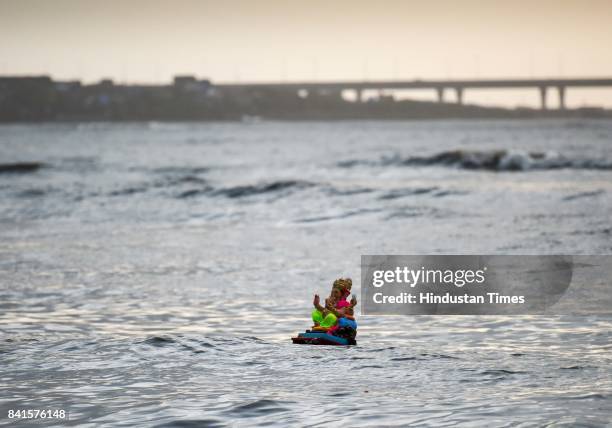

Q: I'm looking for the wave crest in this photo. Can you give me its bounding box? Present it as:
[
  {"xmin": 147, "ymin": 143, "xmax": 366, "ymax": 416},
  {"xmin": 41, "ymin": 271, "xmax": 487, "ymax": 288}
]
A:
[{"xmin": 339, "ymin": 150, "xmax": 612, "ymax": 172}]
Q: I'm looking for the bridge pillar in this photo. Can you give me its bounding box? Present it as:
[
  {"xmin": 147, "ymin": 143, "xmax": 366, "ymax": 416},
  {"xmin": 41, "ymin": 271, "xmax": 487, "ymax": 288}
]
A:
[
  {"xmin": 455, "ymin": 87, "xmax": 464, "ymax": 105},
  {"xmin": 558, "ymin": 86, "xmax": 566, "ymax": 110},
  {"xmin": 539, "ymin": 86, "xmax": 548, "ymax": 110},
  {"xmin": 436, "ymin": 87, "xmax": 444, "ymax": 103},
  {"xmin": 356, "ymin": 89, "xmax": 363, "ymax": 103}
]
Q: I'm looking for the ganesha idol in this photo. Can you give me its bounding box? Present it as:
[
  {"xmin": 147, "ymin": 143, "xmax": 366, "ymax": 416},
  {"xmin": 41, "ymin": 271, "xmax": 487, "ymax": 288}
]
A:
[{"xmin": 292, "ymin": 278, "xmax": 358, "ymax": 346}]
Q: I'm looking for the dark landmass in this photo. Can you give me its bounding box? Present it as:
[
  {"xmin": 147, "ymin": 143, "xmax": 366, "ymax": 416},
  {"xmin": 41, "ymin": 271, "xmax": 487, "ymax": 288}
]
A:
[{"xmin": 1, "ymin": 75, "xmax": 611, "ymax": 123}]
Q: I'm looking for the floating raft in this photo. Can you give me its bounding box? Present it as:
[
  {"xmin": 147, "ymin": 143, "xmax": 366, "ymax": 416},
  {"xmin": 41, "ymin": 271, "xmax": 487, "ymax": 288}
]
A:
[{"xmin": 291, "ymin": 331, "xmax": 356, "ymax": 346}]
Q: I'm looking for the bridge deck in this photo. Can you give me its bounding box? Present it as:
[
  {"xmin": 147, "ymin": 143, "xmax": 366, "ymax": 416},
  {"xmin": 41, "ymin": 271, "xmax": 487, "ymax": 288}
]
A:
[{"xmin": 218, "ymin": 78, "xmax": 612, "ymax": 90}]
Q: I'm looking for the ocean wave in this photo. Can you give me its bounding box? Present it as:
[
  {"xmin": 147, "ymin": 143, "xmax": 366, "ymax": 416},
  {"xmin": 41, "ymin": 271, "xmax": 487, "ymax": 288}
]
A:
[
  {"xmin": 177, "ymin": 180, "xmax": 313, "ymax": 199},
  {"xmin": 103, "ymin": 167, "xmax": 209, "ymax": 198},
  {"xmin": 339, "ymin": 150, "xmax": 612, "ymax": 171},
  {"xmin": 154, "ymin": 419, "xmax": 225, "ymax": 428},
  {"xmin": 562, "ymin": 190, "xmax": 605, "ymax": 201},
  {"xmin": 214, "ymin": 180, "xmax": 313, "ymax": 198},
  {"xmin": 323, "ymin": 186, "xmax": 374, "ymax": 196},
  {"xmin": 17, "ymin": 188, "xmax": 49, "ymax": 198},
  {"xmin": 296, "ymin": 207, "xmax": 382, "ymax": 223},
  {"xmin": 378, "ymin": 187, "xmax": 439, "ymax": 200},
  {"xmin": 0, "ymin": 162, "xmax": 46, "ymax": 174}
]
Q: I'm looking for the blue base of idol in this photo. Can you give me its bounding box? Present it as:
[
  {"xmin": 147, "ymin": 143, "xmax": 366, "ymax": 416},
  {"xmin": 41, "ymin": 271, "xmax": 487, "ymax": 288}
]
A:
[{"xmin": 291, "ymin": 332, "xmax": 354, "ymax": 346}]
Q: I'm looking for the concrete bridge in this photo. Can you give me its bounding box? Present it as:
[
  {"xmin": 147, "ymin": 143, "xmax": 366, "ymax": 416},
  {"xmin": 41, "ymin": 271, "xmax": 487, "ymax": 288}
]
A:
[{"xmin": 219, "ymin": 78, "xmax": 612, "ymax": 110}]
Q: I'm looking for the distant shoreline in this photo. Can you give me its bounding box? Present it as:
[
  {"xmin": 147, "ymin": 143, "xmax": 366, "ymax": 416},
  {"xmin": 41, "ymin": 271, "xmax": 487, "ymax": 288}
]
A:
[
  {"xmin": 1, "ymin": 113, "xmax": 611, "ymax": 124},
  {"xmin": 2, "ymin": 75, "xmax": 611, "ymax": 123}
]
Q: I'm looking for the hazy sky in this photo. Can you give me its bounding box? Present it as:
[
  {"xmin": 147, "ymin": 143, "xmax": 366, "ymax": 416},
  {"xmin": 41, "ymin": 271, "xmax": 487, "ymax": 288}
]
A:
[{"xmin": 2, "ymin": 0, "xmax": 612, "ymax": 107}]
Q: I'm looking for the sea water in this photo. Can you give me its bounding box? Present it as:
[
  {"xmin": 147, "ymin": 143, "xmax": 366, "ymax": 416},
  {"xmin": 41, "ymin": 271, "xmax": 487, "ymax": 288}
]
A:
[{"xmin": 1, "ymin": 120, "xmax": 611, "ymax": 426}]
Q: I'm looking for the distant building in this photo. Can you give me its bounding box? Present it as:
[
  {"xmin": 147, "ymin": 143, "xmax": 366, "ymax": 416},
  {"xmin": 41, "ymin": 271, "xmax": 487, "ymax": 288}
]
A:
[
  {"xmin": 97, "ymin": 79, "xmax": 114, "ymax": 88},
  {"xmin": 173, "ymin": 75, "xmax": 211, "ymax": 94}
]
